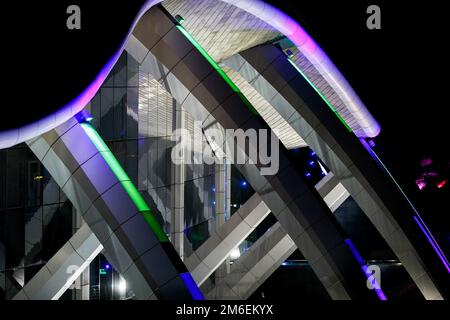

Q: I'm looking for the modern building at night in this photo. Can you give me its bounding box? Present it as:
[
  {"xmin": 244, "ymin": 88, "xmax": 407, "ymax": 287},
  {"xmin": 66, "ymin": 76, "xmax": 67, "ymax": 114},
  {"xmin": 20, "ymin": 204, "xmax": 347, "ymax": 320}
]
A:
[{"xmin": 0, "ymin": 0, "xmax": 448, "ymax": 300}]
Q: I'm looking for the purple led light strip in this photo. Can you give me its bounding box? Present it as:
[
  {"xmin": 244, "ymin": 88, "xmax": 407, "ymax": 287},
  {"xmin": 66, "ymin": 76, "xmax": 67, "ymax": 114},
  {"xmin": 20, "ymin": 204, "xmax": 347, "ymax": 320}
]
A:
[
  {"xmin": 0, "ymin": 0, "xmax": 382, "ymax": 149},
  {"xmin": 230, "ymin": 1, "xmax": 381, "ymax": 138},
  {"xmin": 345, "ymin": 239, "xmax": 387, "ymax": 300},
  {"xmin": 414, "ymin": 216, "xmax": 450, "ymax": 273},
  {"xmin": 0, "ymin": 0, "xmax": 165, "ymax": 149},
  {"xmin": 360, "ymin": 139, "xmax": 450, "ymax": 273}
]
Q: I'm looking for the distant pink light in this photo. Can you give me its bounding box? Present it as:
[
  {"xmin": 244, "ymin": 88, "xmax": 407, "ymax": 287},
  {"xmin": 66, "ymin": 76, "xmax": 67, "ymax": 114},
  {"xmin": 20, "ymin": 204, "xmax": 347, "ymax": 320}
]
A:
[
  {"xmin": 424, "ymin": 171, "xmax": 438, "ymax": 178},
  {"xmin": 420, "ymin": 158, "xmax": 433, "ymax": 167},
  {"xmin": 437, "ymin": 180, "xmax": 448, "ymax": 189},
  {"xmin": 416, "ymin": 179, "xmax": 427, "ymax": 191}
]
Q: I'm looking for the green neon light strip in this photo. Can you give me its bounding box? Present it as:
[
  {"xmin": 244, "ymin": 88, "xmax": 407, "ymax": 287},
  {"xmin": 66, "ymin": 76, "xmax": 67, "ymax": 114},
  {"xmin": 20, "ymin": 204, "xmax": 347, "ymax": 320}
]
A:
[
  {"xmin": 287, "ymin": 58, "xmax": 353, "ymax": 132},
  {"xmin": 80, "ymin": 123, "xmax": 168, "ymax": 242},
  {"xmin": 176, "ymin": 25, "xmax": 259, "ymax": 116}
]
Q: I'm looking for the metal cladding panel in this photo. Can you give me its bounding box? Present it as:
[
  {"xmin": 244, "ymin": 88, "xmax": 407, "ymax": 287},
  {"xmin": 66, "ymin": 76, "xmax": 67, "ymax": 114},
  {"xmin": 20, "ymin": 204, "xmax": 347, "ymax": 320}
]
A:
[
  {"xmin": 240, "ymin": 44, "xmax": 448, "ymax": 299},
  {"xmin": 133, "ymin": 6, "xmax": 375, "ymax": 300},
  {"xmin": 25, "ymin": 118, "xmax": 202, "ymax": 300}
]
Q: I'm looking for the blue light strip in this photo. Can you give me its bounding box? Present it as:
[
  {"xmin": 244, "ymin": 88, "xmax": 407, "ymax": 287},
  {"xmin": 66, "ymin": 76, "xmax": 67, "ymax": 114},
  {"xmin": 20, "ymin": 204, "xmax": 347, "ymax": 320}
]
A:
[
  {"xmin": 179, "ymin": 273, "xmax": 205, "ymax": 300},
  {"xmin": 414, "ymin": 216, "xmax": 450, "ymax": 273},
  {"xmin": 345, "ymin": 239, "xmax": 387, "ymax": 300}
]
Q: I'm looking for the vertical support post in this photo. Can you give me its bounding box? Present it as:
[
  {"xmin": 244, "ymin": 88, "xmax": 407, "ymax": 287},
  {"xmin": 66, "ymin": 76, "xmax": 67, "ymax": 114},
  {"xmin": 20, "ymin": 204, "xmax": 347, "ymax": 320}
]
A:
[
  {"xmin": 213, "ymin": 157, "xmax": 232, "ymax": 290},
  {"xmin": 171, "ymin": 104, "xmax": 186, "ymax": 260},
  {"xmin": 72, "ymin": 210, "xmax": 91, "ymax": 300}
]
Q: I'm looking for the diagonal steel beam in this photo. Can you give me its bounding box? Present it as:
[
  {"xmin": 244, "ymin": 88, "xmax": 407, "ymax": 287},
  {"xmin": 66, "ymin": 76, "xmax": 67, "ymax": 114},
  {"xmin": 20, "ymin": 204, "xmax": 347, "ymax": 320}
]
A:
[
  {"xmin": 186, "ymin": 172, "xmax": 348, "ymax": 288},
  {"xmin": 204, "ymin": 175, "xmax": 349, "ymax": 299},
  {"xmin": 204, "ymin": 222, "xmax": 295, "ymax": 300},
  {"xmin": 227, "ymin": 46, "xmax": 447, "ymax": 299},
  {"xmin": 13, "ymin": 224, "xmax": 103, "ymax": 300},
  {"xmin": 25, "ymin": 116, "xmax": 202, "ymax": 300},
  {"xmin": 127, "ymin": 5, "xmax": 375, "ymax": 300}
]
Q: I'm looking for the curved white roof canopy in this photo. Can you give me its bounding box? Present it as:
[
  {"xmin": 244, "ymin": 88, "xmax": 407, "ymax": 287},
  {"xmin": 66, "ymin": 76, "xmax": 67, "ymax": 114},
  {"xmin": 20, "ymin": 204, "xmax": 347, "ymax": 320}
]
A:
[{"xmin": 164, "ymin": 0, "xmax": 381, "ymax": 138}]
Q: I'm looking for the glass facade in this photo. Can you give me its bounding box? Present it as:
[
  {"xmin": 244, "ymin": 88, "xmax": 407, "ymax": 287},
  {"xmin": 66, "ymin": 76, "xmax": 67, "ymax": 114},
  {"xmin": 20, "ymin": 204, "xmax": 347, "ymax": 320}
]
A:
[
  {"xmin": 0, "ymin": 51, "xmax": 220, "ymax": 300},
  {"xmin": 88, "ymin": 52, "xmax": 218, "ymax": 258},
  {"xmin": 0, "ymin": 145, "xmax": 74, "ymax": 299}
]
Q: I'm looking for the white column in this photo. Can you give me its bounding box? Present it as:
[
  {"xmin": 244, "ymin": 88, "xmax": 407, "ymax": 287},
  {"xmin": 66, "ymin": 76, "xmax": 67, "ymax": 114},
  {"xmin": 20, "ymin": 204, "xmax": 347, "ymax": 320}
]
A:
[
  {"xmin": 213, "ymin": 158, "xmax": 232, "ymax": 287},
  {"xmin": 14, "ymin": 224, "xmax": 103, "ymax": 300},
  {"xmin": 171, "ymin": 105, "xmax": 186, "ymax": 260},
  {"xmin": 185, "ymin": 193, "xmax": 271, "ymax": 286},
  {"xmin": 72, "ymin": 210, "xmax": 91, "ymax": 300}
]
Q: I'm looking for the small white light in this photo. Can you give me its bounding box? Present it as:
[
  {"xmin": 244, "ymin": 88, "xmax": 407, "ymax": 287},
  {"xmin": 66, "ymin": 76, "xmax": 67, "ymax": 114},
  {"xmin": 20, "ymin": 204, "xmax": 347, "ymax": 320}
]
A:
[
  {"xmin": 118, "ymin": 278, "xmax": 126, "ymax": 294},
  {"xmin": 229, "ymin": 247, "xmax": 240, "ymax": 260}
]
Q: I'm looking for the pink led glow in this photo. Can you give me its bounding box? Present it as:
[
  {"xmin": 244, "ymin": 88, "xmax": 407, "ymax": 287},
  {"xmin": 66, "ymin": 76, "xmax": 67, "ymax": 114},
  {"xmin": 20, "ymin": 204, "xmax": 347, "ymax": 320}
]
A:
[
  {"xmin": 425, "ymin": 171, "xmax": 438, "ymax": 178},
  {"xmin": 437, "ymin": 180, "xmax": 447, "ymax": 189},
  {"xmin": 420, "ymin": 158, "xmax": 433, "ymax": 167},
  {"xmin": 416, "ymin": 179, "xmax": 427, "ymax": 191}
]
